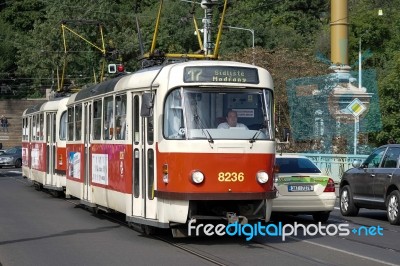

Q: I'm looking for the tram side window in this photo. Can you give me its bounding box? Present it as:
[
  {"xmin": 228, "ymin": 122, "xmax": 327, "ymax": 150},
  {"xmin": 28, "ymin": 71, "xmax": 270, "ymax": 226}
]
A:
[
  {"xmin": 103, "ymin": 96, "xmax": 114, "ymax": 140},
  {"xmin": 24, "ymin": 117, "xmax": 30, "ymax": 141},
  {"xmin": 134, "ymin": 95, "xmax": 139, "ymax": 144},
  {"xmin": 164, "ymin": 90, "xmax": 184, "ymax": 139},
  {"xmin": 60, "ymin": 111, "xmax": 67, "ymax": 141},
  {"xmin": 75, "ymin": 105, "xmax": 82, "ymax": 141},
  {"xmin": 46, "ymin": 113, "xmax": 51, "ymax": 142},
  {"xmin": 38, "ymin": 114, "xmax": 44, "ymax": 140},
  {"xmin": 133, "ymin": 149, "xmax": 140, "ymax": 198},
  {"xmin": 115, "ymin": 95, "xmax": 127, "ymax": 140},
  {"xmin": 67, "ymin": 107, "xmax": 74, "ymax": 141},
  {"xmin": 22, "ymin": 118, "xmax": 27, "ymax": 140},
  {"xmin": 147, "ymin": 149, "xmax": 154, "ymax": 200},
  {"xmin": 93, "ymin": 100, "xmax": 102, "ymax": 140},
  {"xmin": 31, "ymin": 115, "xmax": 37, "ymax": 141},
  {"xmin": 52, "ymin": 114, "xmax": 56, "ymax": 143},
  {"xmin": 147, "ymin": 113, "xmax": 154, "ymax": 145}
]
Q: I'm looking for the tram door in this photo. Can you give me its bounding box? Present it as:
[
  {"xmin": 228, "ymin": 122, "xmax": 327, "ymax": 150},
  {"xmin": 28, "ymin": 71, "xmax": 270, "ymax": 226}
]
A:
[
  {"xmin": 132, "ymin": 94, "xmax": 157, "ymax": 220},
  {"xmin": 45, "ymin": 112, "xmax": 56, "ymax": 187},
  {"xmin": 83, "ymin": 103, "xmax": 92, "ymax": 201}
]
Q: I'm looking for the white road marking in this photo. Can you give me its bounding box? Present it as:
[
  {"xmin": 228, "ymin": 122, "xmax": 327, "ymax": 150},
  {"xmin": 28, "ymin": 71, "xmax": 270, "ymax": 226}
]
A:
[
  {"xmin": 289, "ymin": 235, "xmax": 399, "ymax": 266},
  {"xmin": 8, "ymin": 171, "xmax": 22, "ymax": 174}
]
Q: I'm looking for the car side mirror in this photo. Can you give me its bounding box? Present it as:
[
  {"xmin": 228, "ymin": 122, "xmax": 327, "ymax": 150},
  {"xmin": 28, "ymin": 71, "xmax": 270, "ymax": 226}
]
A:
[{"xmin": 352, "ymin": 160, "xmax": 362, "ymax": 168}]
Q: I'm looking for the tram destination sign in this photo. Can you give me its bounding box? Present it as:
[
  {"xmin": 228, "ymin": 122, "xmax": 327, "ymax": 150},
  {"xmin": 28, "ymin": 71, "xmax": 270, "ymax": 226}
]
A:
[{"xmin": 184, "ymin": 66, "xmax": 259, "ymax": 84}]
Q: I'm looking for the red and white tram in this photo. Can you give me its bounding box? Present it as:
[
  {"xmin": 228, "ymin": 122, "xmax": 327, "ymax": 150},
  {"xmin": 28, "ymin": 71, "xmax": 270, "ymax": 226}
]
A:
[
  {"xmin": 64, "ymin": 60, "xmax": 276, "ymax": 233},
  {"xmin": 22, "ymin": 97, "xmax": 69, "ymax": 194},
  {"xmin": 23, "ymin": 60, "xmax": 277, "ymax": 235}
]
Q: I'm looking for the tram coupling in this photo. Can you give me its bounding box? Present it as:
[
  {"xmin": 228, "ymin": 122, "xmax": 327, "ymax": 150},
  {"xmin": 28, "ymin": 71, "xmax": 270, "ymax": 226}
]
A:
[{"xmin": 226, "ymin": 212, "xmax": 248, "ymax": 225}]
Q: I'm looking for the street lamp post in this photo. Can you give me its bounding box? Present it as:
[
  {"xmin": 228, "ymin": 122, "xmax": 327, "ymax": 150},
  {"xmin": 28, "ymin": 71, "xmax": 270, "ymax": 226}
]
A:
[{"xmin": 224, "ymin": 25, "xmax": 255, "ymax": 65}]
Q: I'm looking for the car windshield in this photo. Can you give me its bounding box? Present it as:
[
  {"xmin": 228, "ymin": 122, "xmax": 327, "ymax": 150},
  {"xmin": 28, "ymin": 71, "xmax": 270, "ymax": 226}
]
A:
[
  {"xmin": 4, "ymin": 147, "xmax": 20, "ymax": 155},
  {"xmin": 276, "ymin": 157, "xmax": 321, "ymax": 174}
]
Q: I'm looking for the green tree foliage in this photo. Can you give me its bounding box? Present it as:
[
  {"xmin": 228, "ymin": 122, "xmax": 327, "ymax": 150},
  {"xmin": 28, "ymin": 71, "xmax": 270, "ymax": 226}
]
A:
[
  {"xmin": 10, "ymin": 0, "xmax": 142, "ymax": 94},
  {"xmin": 347, "ymin": 0, "xmax": 400, "ymax": 145},
  {"xmin": 0, "ymin": 20, "xmax": 16, "ymax": 74},
  {"xmin": 374, "ymin": 52, "xmax": 400, "ymax": 144},
  {"xmin": 0, "ymin": 0, "xmax": 399, "ymax": 146},
  {"xmin": 0, "ymin": 0, "xmax": 47, "ymax": 31},
  {"xmin": 216, "ymin": 0, "xmax": 328, "ymax": 53}
]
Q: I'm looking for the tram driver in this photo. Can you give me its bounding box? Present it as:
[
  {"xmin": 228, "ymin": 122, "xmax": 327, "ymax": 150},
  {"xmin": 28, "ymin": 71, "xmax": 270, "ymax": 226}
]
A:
[{"xmin": 217, "ymin": 110, "xmax": 248, "ymax": 129}]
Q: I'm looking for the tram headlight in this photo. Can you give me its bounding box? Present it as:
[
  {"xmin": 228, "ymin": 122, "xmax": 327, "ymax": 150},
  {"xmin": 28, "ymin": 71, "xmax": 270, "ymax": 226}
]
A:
[
  {"xmin": 191, "ymin": 171, "xmax": 204, "ymax": 184},
  {"xmin": 256, "ymin": 171, "xmax": 269, "ymax": 184}
]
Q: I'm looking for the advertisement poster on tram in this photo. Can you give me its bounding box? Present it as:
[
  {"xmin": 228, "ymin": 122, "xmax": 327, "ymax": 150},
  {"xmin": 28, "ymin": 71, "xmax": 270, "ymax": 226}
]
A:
[
  {"xmin": 92, "ymin": 154, "xmax": 108, "ymax": 185},
  {"xmin": 68, "ymin": 151, "xmax": 81, "ymax": 179}
]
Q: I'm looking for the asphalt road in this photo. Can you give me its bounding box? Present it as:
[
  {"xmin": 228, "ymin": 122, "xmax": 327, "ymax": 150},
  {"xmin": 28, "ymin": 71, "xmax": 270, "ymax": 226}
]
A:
[{"xmin": 1, "ymin": 169, "xmax": 399, "ymax": 266}]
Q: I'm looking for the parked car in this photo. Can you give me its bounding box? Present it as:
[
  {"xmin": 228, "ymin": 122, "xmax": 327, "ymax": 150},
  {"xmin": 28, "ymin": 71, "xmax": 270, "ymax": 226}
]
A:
[
  {"xmin": 339, "ymin": 144, "xmax": 400, "ymax": 225},
  {"xmin": 272, "ymin": 155, "xmax": 336, "ymax": 222},
  {"xmin": 0, "ymin": 146, "xmax": 22, "ymax": 168}
]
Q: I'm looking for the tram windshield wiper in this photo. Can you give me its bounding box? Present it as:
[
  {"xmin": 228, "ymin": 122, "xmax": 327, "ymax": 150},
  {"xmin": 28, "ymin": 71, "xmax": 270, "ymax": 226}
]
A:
[
  {"xmin": 249, "ymin": 130, "xmax": 262, "ymax": 143},
  {"xmin": 203, "ymin": 128, "xmax": 214, "ymax": 144},
  {"xmin": 194, "ymin": 115, "xmax": 214, "ymax": 144}
]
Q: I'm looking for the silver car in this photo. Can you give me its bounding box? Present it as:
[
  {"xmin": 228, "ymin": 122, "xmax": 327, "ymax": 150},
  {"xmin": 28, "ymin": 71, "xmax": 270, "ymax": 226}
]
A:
[
  {"xmin": 273, "ymin": 155, "xmax": 336, "ymax": 222},
  {"xmin": 0, "ymin": 146, "xmax": 22, "ymax": 168}
]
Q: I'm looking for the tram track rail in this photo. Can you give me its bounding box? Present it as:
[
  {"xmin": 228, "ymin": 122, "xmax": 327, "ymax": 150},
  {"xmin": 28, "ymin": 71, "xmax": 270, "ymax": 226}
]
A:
[
  {"xmin": 6, "ymin": 174, "xmax": 400, "ymax": 266},
  {"xmin": 84, "ymin": 204, "xmax": 400, "ymax": 266},
  {"xmin": 253, "ymin": 214, "xmax": 400, "ymax": 266},
  {"xmin": 64, "ymin": 196, "xmax": 232, "ymax": 266},
  {"xmin": 329, "ymin": 216, "xmax": 400, "ymax": 253},
  {"xmin": 64, "ymin": 195, "xmax": 328, "ymax": 266}
]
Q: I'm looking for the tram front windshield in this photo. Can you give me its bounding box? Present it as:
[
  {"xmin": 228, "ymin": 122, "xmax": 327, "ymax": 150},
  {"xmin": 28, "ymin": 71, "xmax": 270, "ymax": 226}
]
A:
[{"xmin": 163, "ymin": 87, "xmax": 274, "ymax": 140}]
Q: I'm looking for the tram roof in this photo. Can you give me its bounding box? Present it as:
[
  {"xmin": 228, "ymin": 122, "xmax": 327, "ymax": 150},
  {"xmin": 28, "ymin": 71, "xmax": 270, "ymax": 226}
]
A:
[
  {"xmin": 67, "ymin": 65, "xmax": 165, "ymax": 104},
  {"xmin": 72, "ymin": 75, "xmax": 126, "ymax": 102},
  {"xmin": 23, "ymin": 96, "xmax": 69, "ymax": 115},
  {"xmin": 67, "ymin": 60, "xmax": 273, "ymax": 104},
  {"xmin": 23, "ymin": 103, "xmax": 42, "ymax": 115}
]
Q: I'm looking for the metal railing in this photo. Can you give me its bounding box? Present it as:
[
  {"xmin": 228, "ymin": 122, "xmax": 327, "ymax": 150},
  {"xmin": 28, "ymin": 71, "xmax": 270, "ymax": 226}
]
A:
[{"xmin": 285, "ymin": 153, "xmax": 369, "ymax": 183}]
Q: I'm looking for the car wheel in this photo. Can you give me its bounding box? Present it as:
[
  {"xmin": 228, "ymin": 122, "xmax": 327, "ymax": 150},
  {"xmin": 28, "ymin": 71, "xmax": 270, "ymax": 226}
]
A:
[
  {"xmin": 387, "ymin": 190, "xmax": 400, "ymax": 225},
  {"xmin": 15, "ymin": 159, "xmax": 22, "ymax": 168},
  {"xmin": 340, "ymin": 185, "xmax": 359, "ymax": 216},
  {"xmin": 312, "ymin": 211, "xmax": 330, "ymax": 223}
]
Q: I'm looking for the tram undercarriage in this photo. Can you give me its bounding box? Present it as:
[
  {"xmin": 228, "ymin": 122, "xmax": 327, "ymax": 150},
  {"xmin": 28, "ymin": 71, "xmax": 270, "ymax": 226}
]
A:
[{"xmin": 170, "ymin": 199, "xmax": 270, "ymax": 238}]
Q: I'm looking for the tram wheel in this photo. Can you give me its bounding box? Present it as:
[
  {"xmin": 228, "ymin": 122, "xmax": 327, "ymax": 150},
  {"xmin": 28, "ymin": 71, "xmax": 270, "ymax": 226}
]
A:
[
  {"xmin": 141, "ymin": 224, "xmax": 156, "ymax": 235},
  {"xmin": 34, "ymin": 182, "xmax": 42, "ymax": 191},
  {"xmin": 50, "ymin": 190, "xmax": 62, "ymax": 198}
]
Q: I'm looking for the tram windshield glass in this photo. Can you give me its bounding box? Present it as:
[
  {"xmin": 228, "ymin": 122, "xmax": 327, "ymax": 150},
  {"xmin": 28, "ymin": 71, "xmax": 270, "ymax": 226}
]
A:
[{"xmin": 163, "ymin": 87, "xmax": 274, "ymax": 140}]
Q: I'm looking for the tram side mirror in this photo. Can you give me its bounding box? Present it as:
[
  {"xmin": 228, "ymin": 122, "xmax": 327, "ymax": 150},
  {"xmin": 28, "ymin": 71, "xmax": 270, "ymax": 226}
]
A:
[{"xmin": 141, "ymin": 93, "xmax": 154, "ymax": 117}]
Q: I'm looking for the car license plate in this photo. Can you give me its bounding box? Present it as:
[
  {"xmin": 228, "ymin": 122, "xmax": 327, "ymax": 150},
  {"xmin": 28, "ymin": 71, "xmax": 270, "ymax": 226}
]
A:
[{"xmin": 288, "ymin": 185, "xmax": 313, "ymax": 192}]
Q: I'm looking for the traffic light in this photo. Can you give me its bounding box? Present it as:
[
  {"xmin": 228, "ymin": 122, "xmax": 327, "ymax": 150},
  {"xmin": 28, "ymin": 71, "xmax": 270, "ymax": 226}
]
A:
[
  {"xmin": 108, "ymin": 64, "xmax": 124, "ymax": 74},
  {"xmin": 108, "ymin": 64, "xmax": 116, "ymax": 74}
]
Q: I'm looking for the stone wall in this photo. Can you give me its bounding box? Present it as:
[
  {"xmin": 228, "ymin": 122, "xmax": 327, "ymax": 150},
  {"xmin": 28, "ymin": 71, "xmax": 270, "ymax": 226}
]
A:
[{"xmin": 0, "ymin": 99, "xmax": 47, "ymax": 149}]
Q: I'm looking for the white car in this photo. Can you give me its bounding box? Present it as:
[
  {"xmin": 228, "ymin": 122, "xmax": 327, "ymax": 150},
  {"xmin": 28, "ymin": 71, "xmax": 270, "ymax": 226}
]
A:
[{"xmin": 272, "ymin": 155, "xmax": 336, "ymax": 222}]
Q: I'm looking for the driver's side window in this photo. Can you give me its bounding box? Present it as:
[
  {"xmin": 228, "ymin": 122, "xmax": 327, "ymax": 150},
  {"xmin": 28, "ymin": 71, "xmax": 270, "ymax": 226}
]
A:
[{"xmin": 364, "ymin": 148, "xmax": 386, "ymax": 168}]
